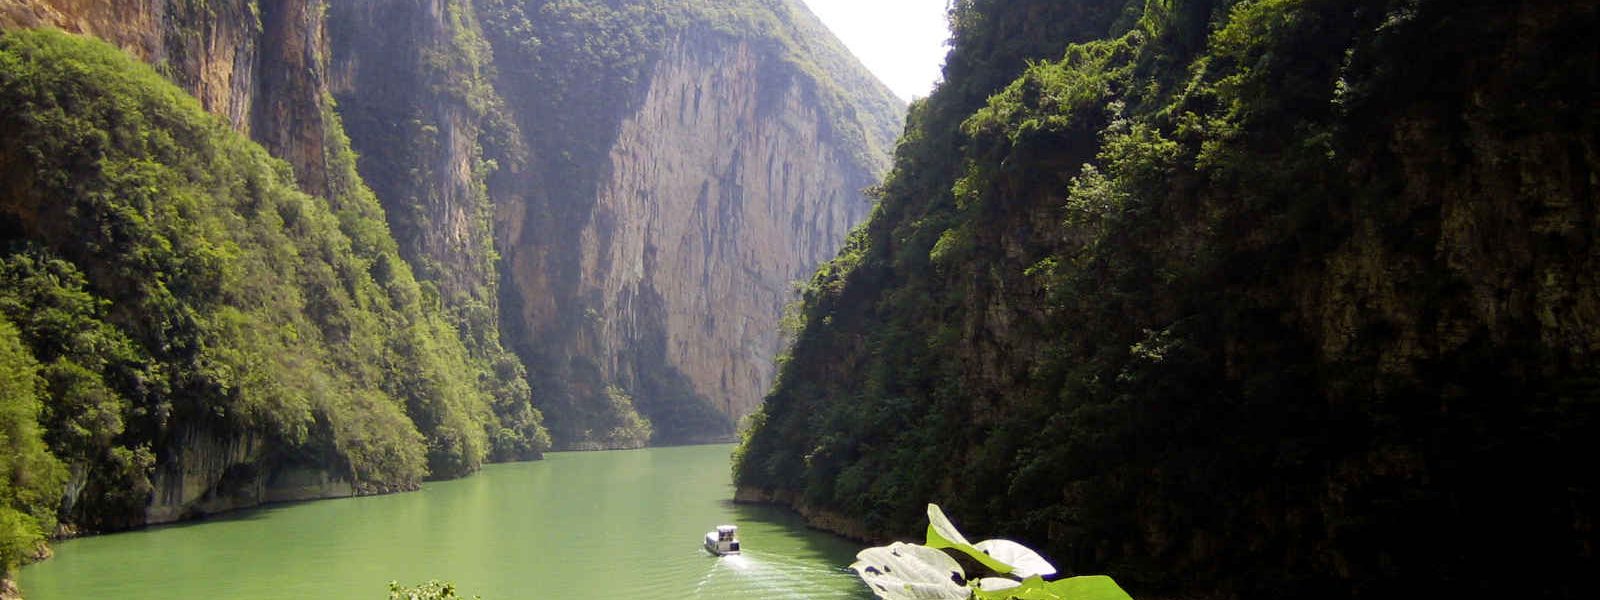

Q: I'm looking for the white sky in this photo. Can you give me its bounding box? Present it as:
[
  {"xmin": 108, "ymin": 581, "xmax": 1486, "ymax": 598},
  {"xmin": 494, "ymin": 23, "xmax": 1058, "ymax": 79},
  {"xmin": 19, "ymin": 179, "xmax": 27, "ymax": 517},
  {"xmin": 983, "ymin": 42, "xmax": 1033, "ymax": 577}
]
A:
[{"xmin": 799, "ymin": 0, "xmax": 951, "ymax": 101}]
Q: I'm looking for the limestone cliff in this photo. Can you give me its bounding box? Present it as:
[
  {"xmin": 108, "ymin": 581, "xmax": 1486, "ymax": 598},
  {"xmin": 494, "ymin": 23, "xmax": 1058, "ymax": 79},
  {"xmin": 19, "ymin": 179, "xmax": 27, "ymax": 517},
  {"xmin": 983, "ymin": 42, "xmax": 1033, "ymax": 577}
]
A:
[
  {"xmin": 587, "ymin": 37, "xmax": 875, "ymax": 425},
  {"xmin": 0, "ymin": 0, "xmax": 330, "ymax": 193},
  {"xmin": 482, "ymin": 0, "xmax": 904, "ymax": 448}
]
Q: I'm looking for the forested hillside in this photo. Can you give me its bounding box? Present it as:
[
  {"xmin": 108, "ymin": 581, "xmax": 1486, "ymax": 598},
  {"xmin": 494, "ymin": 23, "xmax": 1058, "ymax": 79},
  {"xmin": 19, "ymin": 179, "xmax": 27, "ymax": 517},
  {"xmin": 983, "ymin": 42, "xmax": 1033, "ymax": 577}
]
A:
[
  {"xmin": 735, "ymin": 0, "xmax": 1599, "ymax": 598},
  {"xmin": 0, "ymin": 28, "xmax": 536, "ymax": 548},
  {"xmin": 323, "ymin": 0, "xmax": 549, "ymax": 466}
]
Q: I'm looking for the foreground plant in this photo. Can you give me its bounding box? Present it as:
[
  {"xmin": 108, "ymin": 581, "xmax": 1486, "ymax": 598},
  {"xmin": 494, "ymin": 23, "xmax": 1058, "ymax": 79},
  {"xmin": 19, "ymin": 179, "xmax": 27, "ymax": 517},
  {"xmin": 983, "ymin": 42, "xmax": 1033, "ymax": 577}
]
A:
[
  {"xmin": 387, "ymin": 580, "xmax": 478, "ymax": 600},
  {"xmin": 850, "ymin": 504, "xmax": 1132, "ymax": 600}
]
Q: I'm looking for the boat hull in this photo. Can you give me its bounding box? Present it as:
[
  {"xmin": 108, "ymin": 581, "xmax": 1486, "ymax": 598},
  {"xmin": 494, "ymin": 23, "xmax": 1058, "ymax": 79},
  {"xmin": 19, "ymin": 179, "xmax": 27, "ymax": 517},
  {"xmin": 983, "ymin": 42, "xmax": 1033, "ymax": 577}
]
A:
[{"xmin": 704, "ymin": 532, "xmax": 741, "ymax": 555}]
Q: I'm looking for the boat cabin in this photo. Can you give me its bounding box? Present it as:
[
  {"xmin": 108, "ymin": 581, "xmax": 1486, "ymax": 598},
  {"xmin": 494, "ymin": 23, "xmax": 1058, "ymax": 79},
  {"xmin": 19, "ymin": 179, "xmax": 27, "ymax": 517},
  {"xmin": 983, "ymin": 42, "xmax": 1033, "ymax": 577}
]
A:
[{"xmin": 704, "ymin": 524, "xmax": 741, "ymax": 555}]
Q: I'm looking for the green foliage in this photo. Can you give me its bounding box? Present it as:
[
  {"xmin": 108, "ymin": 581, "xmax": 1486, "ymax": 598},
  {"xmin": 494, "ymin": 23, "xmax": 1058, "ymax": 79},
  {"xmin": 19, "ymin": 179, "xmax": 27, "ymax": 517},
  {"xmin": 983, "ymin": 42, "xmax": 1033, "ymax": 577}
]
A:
[
  {"xmin": 0, "ymin": 251, "xmax": 159, "ymax": 526},
  {"xmin": 324, "ymin": 1, "xmax": 548, "ymax": 464},
  {"xmin": 598, "ymin": 385, "xmax": 652, "ymax": 449},
  {"xmin": 739, "ymin": 0, "xmax": 1600, "ymax": 598},
  {"xmin": 0, "ymin": 316, "xmax": 66, "ymax": 574},
  {"xmin": 387, "ymin": 580, "xmax": 478, "ymax": 600},
  {"xmin": 0, "ymin": 29, "xmax": 545, "ymax": 531}
]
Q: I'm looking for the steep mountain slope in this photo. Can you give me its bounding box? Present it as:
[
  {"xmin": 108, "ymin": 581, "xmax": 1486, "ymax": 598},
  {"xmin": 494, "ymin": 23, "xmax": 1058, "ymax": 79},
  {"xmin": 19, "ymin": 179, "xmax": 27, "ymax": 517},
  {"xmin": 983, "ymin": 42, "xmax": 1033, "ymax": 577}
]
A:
[
  {"xmin": 735, "ymin": 0, "xmax": 1599, "ymax": 598},
  {"xmin": 323, "ymin": 0, "xmax": 548, "ymax": 463},
  {"xmin": 4, "ymin": 0, "xmax": 551, "ymax": 468},
  {"xmin": 0, "ymin": 0, "xmax": 550, "ymax": 538},
  {"xmin": 0, "ymin": 28, "xmax": 514, "ymax": 534},
  {"xmin": 477, "ymin": 0, "xmax": 904, "ymax": 448}
]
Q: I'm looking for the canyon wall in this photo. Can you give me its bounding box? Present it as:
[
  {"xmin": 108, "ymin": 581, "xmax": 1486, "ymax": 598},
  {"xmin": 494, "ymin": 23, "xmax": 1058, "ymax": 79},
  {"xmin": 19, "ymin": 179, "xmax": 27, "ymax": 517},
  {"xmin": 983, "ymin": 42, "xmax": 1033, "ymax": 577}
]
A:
[
  {"xmin": 480, "ymin": 0, "xmax": 902, "ymax": 448},
  {"xmin": 325, "ymin": 0, "xmax": 547, "ymax": 463},
  {"xmin": 496, "ymin": 31, "xmax": 894, "ymax": 447},
  {"xmin": 591, "ymin": 37, "xmax": 875, "ymax": 424},
  {"xmin": 0, "ymin": 0, "xmax": 330, "ymax": 192}
]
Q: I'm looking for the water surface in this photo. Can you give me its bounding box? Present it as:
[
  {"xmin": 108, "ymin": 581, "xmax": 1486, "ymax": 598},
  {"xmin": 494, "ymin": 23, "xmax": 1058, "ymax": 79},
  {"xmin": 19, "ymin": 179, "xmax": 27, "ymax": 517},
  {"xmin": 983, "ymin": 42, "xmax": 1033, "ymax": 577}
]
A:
[{"xmin": 21, "ymin": 444, "xmax": 870, "ymax": 599}]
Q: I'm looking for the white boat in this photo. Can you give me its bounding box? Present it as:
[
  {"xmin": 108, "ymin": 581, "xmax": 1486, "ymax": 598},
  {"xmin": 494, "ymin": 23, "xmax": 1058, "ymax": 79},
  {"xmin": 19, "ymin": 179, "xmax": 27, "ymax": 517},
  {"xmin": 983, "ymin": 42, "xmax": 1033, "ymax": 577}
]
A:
[{"xmin": 704, "ymin": 524, "xmax": 741, "ymax": 555}]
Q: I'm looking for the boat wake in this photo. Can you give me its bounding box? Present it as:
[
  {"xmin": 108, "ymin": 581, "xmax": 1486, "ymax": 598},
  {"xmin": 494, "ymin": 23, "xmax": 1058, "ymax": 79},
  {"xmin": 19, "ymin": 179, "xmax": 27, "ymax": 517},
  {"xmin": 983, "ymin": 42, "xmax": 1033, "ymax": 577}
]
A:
[{"xmin": 694, "ymin": 551, "xmax": 866, "ymax": 598}]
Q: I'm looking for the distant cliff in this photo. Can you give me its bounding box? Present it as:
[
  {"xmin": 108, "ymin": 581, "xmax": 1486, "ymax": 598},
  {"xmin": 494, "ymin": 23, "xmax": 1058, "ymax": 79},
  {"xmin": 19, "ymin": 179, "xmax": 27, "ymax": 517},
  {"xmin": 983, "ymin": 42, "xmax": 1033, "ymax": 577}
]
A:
[
  {"xmin": 735, "ymin": 0, "xmax": 1598, "ymax": 598},
  {"xmin": 478, "ymin": 0, "xmax": 903, "ymax": 448}
]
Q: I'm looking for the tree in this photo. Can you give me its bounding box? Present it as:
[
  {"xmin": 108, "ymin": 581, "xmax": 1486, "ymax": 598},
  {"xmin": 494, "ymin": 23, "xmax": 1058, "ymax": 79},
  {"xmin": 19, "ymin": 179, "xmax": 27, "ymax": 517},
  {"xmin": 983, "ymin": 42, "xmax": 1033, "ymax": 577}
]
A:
[{"xmin": 0, "ymin": 316, "xmax": 67, "ymax": 574}]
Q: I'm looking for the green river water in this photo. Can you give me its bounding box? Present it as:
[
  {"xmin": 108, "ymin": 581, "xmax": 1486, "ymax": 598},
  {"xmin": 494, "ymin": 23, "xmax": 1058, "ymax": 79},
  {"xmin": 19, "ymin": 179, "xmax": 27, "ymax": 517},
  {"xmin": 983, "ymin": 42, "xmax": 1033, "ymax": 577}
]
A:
[{"xmin": 20, "ymin": 444, "xmax": 871, "ymax": 599}]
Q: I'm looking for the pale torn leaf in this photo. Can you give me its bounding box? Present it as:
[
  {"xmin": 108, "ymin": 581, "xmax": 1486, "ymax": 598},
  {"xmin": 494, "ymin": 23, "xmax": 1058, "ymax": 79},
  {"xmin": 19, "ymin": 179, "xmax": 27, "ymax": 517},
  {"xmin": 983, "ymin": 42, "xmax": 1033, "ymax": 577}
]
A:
[
  {"xmin": 851, "ymin": 541, "xmax": 972, "ymax": 600},
  {"xmin": 926, "ymin": 504, "xmax": 974, "ymax": 549},
  {"xmin": 973, "ymin": 539, "xmax": 1057, "ymax": 578}
]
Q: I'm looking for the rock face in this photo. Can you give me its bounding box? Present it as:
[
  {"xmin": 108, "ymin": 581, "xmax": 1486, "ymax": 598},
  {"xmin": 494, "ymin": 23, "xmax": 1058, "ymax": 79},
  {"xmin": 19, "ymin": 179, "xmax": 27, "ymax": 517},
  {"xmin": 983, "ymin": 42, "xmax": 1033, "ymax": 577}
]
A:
[
  {"xmin": 501, "ymin": 35, "xmax": 888, "ymax": 446},
  {"xmin": 0, "ymin": 0, "xmax": 330, "ymax": 190},
  {"xmin": 324, "ymin": 0, "xmax": 549, "ymax": 464},
  {"xmin": 145, "ymin": 427, "xmax": 355, "ymax": 524},
  {"xmin": 326, "ymin": 0, "xmax": 500, "ymax": 305},
  {"xmin": 596, "ymin": 38, "xmax": 874, "ymax": 423},
  {"xmin": 483, "ymin": 0, "xmax": 904, "ymax": 448}
]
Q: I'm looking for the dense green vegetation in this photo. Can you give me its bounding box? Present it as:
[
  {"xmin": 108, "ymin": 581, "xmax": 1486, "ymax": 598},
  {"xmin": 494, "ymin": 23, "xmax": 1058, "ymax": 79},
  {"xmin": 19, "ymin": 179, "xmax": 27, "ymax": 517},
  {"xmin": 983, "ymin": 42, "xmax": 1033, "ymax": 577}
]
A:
[
  {"xmin": 475, "ymin": 0, "xmax": 901, "ymax": 447},
  {"xmin": 0, "ymin": 254, "xmax": 155, "ymax": 531},
  {"xmin": 0, "ymin": 28, "xmax": 543, "ymax": 538},
  {"xmin": 325, "ymin": 0, "xmax": 549, "ymax": 466},
  {"xmin": 0, "ymin": 316, "xmax": 65, "ymax": 575},
  {"xmin": 737, "ymin": 0, "xmax": 1599, "ymax": 598}
]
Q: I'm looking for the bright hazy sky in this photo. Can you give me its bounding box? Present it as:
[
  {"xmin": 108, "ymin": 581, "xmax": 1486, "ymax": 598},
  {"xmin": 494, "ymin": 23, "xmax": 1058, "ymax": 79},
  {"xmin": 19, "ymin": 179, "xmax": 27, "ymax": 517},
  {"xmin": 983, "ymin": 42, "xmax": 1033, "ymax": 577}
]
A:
[{"xmin": 799, "ymin": 0, "xmax": 951, "ymax": 101}]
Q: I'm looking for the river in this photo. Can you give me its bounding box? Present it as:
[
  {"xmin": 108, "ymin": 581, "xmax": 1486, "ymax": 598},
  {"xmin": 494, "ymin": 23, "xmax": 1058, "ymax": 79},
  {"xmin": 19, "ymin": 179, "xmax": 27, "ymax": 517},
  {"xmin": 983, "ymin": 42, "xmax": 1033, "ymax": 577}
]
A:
[{"xmin": 20, "ymin": 444, "xmax": 871, "ymax": 599}]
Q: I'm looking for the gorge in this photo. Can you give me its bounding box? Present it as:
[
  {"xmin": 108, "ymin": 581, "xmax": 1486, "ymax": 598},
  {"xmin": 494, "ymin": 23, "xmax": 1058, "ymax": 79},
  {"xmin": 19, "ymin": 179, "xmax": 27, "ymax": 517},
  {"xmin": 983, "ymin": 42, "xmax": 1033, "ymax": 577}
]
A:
[
  {"xmin": 0, "ymin": 0, "xmax": 899, "ymax": 587},
  {"xmin": 2, "ymin": 0, "xmax": 1597, "ymax": 599}
]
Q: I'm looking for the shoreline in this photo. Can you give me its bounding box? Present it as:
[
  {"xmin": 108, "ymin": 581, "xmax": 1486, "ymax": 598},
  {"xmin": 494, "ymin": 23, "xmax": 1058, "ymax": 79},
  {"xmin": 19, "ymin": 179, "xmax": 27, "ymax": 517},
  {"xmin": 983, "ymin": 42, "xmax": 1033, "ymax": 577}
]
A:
[
  {"xmin": 29, "ymin": 442, "xmax": 739, "ymax": 562},
  {"xmin": 732, "ymin": 486, "xmax": 890, "ymax": 545}
]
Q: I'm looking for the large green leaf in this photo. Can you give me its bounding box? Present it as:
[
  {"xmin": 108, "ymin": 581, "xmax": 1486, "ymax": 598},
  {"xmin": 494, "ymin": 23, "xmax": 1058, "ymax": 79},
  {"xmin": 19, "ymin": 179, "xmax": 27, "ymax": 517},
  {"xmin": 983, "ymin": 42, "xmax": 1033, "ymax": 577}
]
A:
[
  {"xmin": 973, "ymin": 539, "xmax": 1056, "ymax": 578},
  {"xmin": 971, "ymin": 575, "xmax": 1133, "ymax": 600},
  {"xmin": 1043, "ymin": 576, "xmax": 1133, "ymax": 600},
  {"xmin": 852, "ymin": 541, "xmax": 973, "ymax": 599}
]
